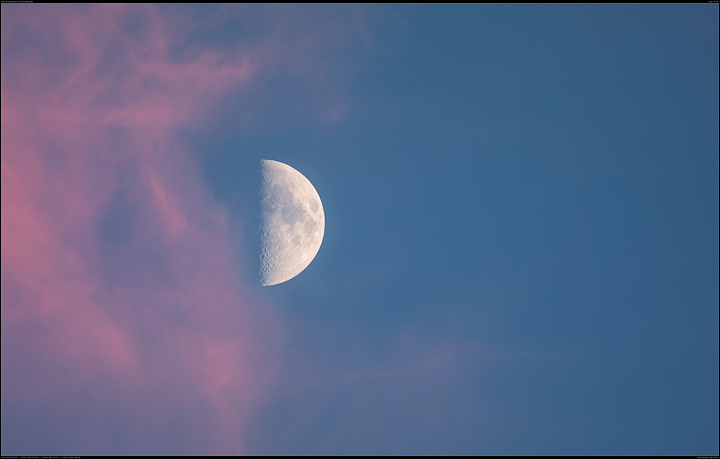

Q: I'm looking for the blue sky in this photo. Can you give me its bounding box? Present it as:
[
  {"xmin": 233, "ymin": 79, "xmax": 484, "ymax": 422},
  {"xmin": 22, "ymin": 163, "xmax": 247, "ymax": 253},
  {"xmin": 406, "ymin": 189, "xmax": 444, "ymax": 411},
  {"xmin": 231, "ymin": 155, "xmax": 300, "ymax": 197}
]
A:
[{"xmin": 2, "ymin": 4, "xmax": 718, "ymax": 455}]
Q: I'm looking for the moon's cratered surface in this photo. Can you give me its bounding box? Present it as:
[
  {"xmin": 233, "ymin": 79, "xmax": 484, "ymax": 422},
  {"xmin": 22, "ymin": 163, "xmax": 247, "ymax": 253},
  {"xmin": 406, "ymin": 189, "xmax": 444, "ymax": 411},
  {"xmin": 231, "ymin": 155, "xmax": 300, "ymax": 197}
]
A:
[{"xmin": 259, "ymin": 160, "xmax": 325, "ymax": 286}]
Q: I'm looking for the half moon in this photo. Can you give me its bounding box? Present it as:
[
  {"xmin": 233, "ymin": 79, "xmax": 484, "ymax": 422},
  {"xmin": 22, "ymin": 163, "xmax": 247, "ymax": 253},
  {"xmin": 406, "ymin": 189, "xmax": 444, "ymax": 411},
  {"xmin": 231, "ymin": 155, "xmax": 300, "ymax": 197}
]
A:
[{"xmin": 259, "ymin": 160, "xmax": 325, "ymax": 286}]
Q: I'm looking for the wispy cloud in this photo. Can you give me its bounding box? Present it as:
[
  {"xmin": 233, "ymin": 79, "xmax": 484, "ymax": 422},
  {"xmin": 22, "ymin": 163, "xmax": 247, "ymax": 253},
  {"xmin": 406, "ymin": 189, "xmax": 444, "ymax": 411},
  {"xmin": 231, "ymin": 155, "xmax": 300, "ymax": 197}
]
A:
[{"xmin": 1, "ymin": 5, "xmax": 278, "ymax": 454}]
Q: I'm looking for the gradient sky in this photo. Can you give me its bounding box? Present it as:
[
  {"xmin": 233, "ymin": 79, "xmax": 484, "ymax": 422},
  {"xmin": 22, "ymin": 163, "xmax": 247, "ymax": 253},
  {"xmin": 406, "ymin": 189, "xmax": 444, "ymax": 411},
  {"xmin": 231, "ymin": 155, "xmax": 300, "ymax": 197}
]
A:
[{"xmin": 2, "ymin": 4, "xmax": 718, "ymax": 456}]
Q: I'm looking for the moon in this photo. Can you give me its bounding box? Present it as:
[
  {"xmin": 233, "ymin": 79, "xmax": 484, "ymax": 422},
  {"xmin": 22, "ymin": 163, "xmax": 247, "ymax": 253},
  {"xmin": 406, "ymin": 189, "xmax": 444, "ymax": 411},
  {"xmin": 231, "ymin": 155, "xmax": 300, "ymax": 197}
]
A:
[{"xmin": 259, "ymin": 160, "xmax": 325, "ymax": 286}]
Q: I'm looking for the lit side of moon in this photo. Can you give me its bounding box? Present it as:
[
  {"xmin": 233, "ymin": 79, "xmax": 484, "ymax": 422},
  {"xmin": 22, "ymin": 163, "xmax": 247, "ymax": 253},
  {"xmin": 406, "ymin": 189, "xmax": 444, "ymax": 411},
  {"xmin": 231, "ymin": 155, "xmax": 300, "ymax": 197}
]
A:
[{"xmin": 259, "ymin": 160, "xmax": 325, "ymax": 286}]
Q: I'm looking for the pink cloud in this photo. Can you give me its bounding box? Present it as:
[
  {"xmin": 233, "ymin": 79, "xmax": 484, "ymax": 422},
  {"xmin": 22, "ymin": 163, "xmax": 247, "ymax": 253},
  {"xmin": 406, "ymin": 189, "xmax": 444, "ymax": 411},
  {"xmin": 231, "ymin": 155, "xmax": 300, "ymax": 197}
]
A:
[{"xmin": 2, "ymin": 4, "xmax": 281, "ymax": 454}]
